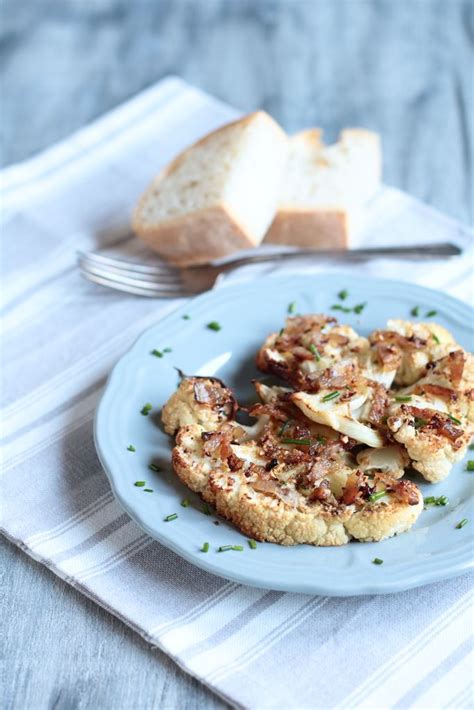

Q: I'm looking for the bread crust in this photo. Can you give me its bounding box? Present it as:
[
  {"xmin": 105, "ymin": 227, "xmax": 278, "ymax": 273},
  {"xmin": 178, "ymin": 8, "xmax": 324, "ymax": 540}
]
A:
[{"xmin": 264, "ymin": 209, "xmax": 348, "ymax": 249}]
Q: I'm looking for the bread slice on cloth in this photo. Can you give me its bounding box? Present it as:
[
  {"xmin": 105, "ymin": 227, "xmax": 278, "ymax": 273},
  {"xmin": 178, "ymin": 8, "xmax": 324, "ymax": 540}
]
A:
[
  {"xmin": 264, "ymin": 128, "xmax": 381, "ymax": 249},
  {"xmin": 133, "ymin": 111, "xmax": 288, "ymax": 266}
]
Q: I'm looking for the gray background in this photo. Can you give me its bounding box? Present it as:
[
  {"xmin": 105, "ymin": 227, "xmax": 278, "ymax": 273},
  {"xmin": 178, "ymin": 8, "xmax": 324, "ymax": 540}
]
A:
[{"xmin": 2, "ymin": 1, "xmax": 472, "ymax": 708}]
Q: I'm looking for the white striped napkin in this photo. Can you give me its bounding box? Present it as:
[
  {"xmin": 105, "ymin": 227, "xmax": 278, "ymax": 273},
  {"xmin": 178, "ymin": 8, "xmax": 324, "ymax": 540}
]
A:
[{"xmin": 1, "ymin": 76, "xmax": 473, "ymax": 710}]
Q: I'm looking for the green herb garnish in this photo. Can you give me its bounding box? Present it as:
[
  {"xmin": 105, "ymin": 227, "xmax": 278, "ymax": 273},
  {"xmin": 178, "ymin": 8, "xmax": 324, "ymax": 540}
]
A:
[
  {"xmin": 368, "ymin": 490, "xmax": 387, "ymax": 503},
  {"xmin": 317, "ymin": 435, "xmax": 326, "ymax": 444},
  {"xmin": 372, "ymin": 558, "xmax": 384, "ymax": 565},
  {"xmin": 278, "ymin": 419, "xmax": 291, "ymax": 436},
  {"xmin": 164, "ymin": 513, "xmax": 178, "ymax": 522},
  {"xmin": 181, "ymin": 498, "xmax": 190, "ymax": 507},
  {"xmin": 331, "ymin": 304, "xmax": 352, "ymax": 313},
  {"xmin": 468, "ymin": 444, "xmax": 474, "ymax": 450},
  {"xmin": 151, "ymin": 349, "xmax": 163, "ymax": 358},
  {"xmin": 425, "ymin": 495, "xmax": 449, "ymax": 506},
  {"xmin": 338, "ymin": 289, "xmax": 349, "ymax": 301},
  {"xmin": 279, "ymin": 328, "xmax": 285, "ymax": 336},
  {"xmin": 456, "ymin": 518, "xmax": 468, "ymax": 529},
  {"xmin": 466, "ymin": 461, "xmax": 474, "ymax": 471},
  {"xmin": 432, "ymin": 333, "xmax": 441, "ymax": 344},
  {"xmin": 218, "ymin": 545, "xmax": 233, "ymax": 552},
  {"xmin": 232, "ymin": 545, "xmax": 244, "ymax": 551},
  {"xmin": 141, "ymin": 403, "xmax": 152, "ymax": 416},
  {"xmin": 134, "ymin": 481, "xmax": 146, "ymax": 487},
  {"xmin": 149, "ymin": 463, "xmax": 160, "ymax": 472},
  {"xmin": 201, "ymin": 542, "xmax": 210, "ymax": 552},
  {"xmin": 182, "ymin": 314, "xmax": 191, "ymax": 320},
  {"xmin": 163, "ymin": 347, "xmax": 172, "ymax": 353},
  {"xmin": 127, "ymin": 445, "xmax": 136, "ymax": 452},
  {"xmin": 414, "ymin": 417, "xmax": 427, "ymax": 429},
  {"xmin": 207, "ymin": 321, "xmax": 221, "ymax": 331},
  {"xmin": 281, "ymin": 438, "xmax": 312, "ymax": 446},
  {"xmin": 395, "ymin": 395, "xmax": 412, "ymax": 403},
  {"xmin": 447, "ymin": 414, "xmax": 462, "ymax": 425},
  {"xmin": 309, "ymin": 343, "xmax": 321, "ymax": 361},
  {"xmin": 248, "ymin": 540, "xmax": 257, "ymax": 549},
  {"xmin": 426, "ymin": 310, "xmax": 437, "ymax": 317},
  {"xmin": 202, "ymin": 503, "xmax": 212, "ymax": 516},
  {"xmin": 410, "ymin": 306, "xmax": 420, "ymax": 317},
  {"xmin": 143, "ymin": 488, "xmax": 153, "ymax": 493},
  {"xmin": 353, "ymin": 302, "xmax": 366, "ymax": 315},
  {"xmin": 322, "ymin": 391, "xmax": 340, "ymax": 402},
  {"xmin": 287, "ymin": 301, "xmax": 296, "ymax": 314}
]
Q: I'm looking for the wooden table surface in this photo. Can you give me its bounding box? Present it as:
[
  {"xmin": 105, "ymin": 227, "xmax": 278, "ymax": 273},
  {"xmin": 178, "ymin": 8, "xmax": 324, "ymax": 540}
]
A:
[{"xmin": 2, "ymin": 1, "xmax": 472, "ymax": 708}]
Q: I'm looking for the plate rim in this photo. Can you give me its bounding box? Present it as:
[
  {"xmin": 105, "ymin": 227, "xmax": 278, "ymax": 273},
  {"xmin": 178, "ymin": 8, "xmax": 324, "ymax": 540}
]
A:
[{"xmin": 94, "ymin": 272, "xmax": 474, "ymax": 596}]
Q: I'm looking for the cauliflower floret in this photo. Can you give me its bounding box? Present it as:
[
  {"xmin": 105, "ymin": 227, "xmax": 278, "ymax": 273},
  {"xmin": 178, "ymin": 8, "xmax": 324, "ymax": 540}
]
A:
[
  {"xmin": 356, "ymin": 445, "xmax": 410, "ymax": 479},
  {"xmin": 161, "ymin": 377, "xmax": 236, "ymax": 435},
  {"xmin": 256, "ymin": 314, "xmax": 369, "ymax": 389},
  {"xmin": 369, "ymin": 319, "xmax": 458, "ymax": 386}
]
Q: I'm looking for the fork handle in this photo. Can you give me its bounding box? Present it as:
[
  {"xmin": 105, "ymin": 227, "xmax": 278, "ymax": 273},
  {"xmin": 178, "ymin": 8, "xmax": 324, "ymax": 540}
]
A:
[{"xmin": 221, "ymin": 242, "xmax": 461, "ymax": 270}]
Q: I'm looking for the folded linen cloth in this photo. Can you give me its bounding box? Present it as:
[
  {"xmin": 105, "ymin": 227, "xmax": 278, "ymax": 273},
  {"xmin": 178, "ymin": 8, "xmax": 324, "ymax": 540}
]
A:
[{"xmin": 1, "ymin": 76, "xmax": 473, "ymax": 710}]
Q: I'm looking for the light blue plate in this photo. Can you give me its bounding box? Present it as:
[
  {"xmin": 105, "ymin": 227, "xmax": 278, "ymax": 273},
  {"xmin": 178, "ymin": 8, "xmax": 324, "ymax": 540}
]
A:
[{"xmin": 95, "ymin": 274, "xmax": 474, "ymax": 595}]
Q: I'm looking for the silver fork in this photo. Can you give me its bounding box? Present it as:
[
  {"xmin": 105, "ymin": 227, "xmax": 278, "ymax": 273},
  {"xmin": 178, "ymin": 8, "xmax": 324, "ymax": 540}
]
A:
[{"xmin": 77, "ymin": 242, "xmax": 461, "ymax": 298}]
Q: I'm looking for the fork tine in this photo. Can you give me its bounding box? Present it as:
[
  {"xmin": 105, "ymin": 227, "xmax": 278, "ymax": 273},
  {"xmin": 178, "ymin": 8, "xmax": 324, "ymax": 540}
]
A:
[
  {"xmin": 78, "ymin": 253, "xmax": 182, "ymax": 284},
  {"xmin": 79, "ymin": 269, "xmax": 187, "ymax": 298},
  {"xmin": 77, "ymin": 250, "xmax": 178, "ymax": 276},
  {"xmin": 79, "ymin": 261, "xmax": 187, "ymax": 297}
]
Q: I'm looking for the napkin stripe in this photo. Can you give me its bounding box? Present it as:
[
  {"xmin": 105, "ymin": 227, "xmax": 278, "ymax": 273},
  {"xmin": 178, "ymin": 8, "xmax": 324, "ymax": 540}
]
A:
[
  {"xmin": 337, "ymin": 590, "xmax": 472, "ymax": 708},
  {"xmin": 205, "ymin": 596, "xmax": 330, "ymax": 683},
  {"xmin": 25, "ymin": 490, "xmax": 114, "ymax": 545}
]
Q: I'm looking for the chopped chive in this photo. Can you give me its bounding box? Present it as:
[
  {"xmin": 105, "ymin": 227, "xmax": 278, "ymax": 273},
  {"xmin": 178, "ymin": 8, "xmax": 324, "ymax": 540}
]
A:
[
  {"xmin": 149, "ymin": 463, "xmax": 160, "ymax": 472},
  {"xmin": 368, "ymin": 490, "xmax": 387, "ymax": 503},
  {"xmin": 372, "ymin": 558, "xmax": 384, "ymax": 565},
  {"xmin": 164, "ymin": 513, "xmax": 178, "ymax": 522},
  {"xmin": 414, "ymin": 417, "xmax": 427, "ymax": 429},
  {"xmin": 331, "ymin": 304, "xmax": 352, "ymax": 313},
  {"xmin": 181, "ymin": 498, "xmax": 190, "ymax": 507},
  {"xmin": 425, "ymin": 310, "xmax": 437, "ymax": 317},
  {"xmin": 322, "ymin": 391, "xmax": 340, "ymax": 402},
  {"xmin": 410, "ymin": 306, "xmax": 420, "ymax": 317},
  {"xmin": 279, "ymin": 327, "xmax": 285, "ymax": 336},
  {"xmin": 278, "ymin": 419, "xmax": 291, "ymax": 436},
  {"xmin": 424, "ymin": 494, "xmax": 448, "ymax": 507},
  {"xmin": 447, "ymin": 413, "xmax": 462, "ymax": 425},
  {"xmin": 141, "ymin": 403, "xmax": 152, "ymax": 416},
  {"xmin": 466, "ymin": 461, "xmax": 474, "ymax": 471},
  {"xmin": 280, "ymin": 438, "xmax": 312, "ymax": 446},
  {"xmin": 395, "ymin": 395, "xmax": 412, "ymax": 403},
  {"xmin": 248, "ymin": 540, "xmax": 257, "ymax": 549},
  {"xmin": 353, "ymin": 302, "xmax": 366, "ymax": 315},
  {"xmin": 338, "ymin": 289, "xmax": 349, "ymax": 301},
  {"xmin": 163, "ymin": 347, "xmax": 172, "ymax": 353},
  {"xmin": 218, "ymin": 545, "xmax": 233, "ymax": 552},
  {"xmin": 134, "ymin": 481, "xmax": 146, "ymax": 487},
  {"xmin": 143, "ymin": 488, "xmax": 153, "ymax": 493},
  {"xmin": 468, "ymin": 443, "xmax": 474, "ymax": 450},
  {"xmin": 201, "ymin": 542, "xmax": 210, "ymax": 552},
  {"xmin": 436, "ymin": 495, "xmax": 449, "ymax": 506},
  {"xmin": 207, "ymin": 321, "xmax": 221, "ymax": 331},
  {"xmin": 456, "ymin": 518, "xmax": 468, "ymax": 529},
  {"xmin": 182, "ymin": 314, "xmax": 191, "ymax": 320},
  {"xmin": 127, "ymin": 445, "xmax": 136, "ymax": 452},
  {"xmin": 202, "ymin": 503, "xmax": 212, "ymax": 516},
  {"xmin": 151, "ymin": 349, "xmax": 163, "ymax": 358},
  {"xmin": 309, "ymin": 343, "xmax": 321, "ymax": 361},
  {"xmin": 424, "ymin": 496, "xmax": 436, "ymax": 505},
  {"xmin": 287, "ymin": 301, "xmax": 296, "ymax": 314},
  {"xmin": 232, "ymin": 545, "xmax": 244, "ymax": 551},
  {"xmin": 317, "ymin": 435, "xmax": 326, "ymax": 444},
  {"xmin": 432, "ymin": 333, "xmax": 441, "ymax": 344}
]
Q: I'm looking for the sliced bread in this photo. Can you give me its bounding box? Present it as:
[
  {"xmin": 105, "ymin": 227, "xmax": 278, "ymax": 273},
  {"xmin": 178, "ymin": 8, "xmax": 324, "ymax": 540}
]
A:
[
  {"xmin": 133, "ymin": 111, "xmax": 288, "ymax": 266},
  {"xmin": 264, "ymin": 128, "xmax": 381, "ymax": 249}
]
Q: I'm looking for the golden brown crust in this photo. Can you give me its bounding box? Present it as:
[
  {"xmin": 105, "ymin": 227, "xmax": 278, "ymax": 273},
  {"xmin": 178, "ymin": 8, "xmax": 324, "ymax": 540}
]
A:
[{"xmin": 264, "ymin": 209, "xmax": 348, "ymax": 249}]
